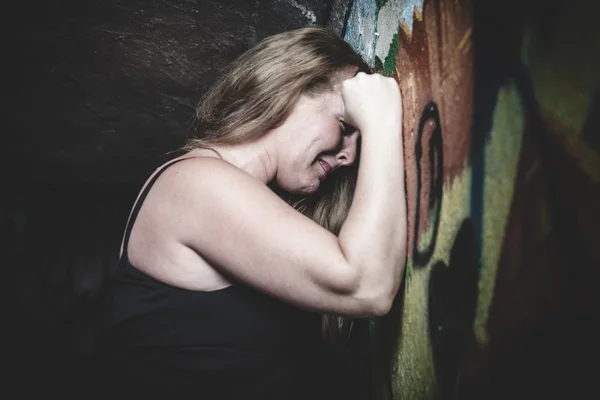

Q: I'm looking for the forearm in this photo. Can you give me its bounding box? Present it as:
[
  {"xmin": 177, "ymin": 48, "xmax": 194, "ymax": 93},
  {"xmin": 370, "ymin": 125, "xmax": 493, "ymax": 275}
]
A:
[{"xmin": 338, "ymin": 123, "xmax": 407, "ymax": 310}]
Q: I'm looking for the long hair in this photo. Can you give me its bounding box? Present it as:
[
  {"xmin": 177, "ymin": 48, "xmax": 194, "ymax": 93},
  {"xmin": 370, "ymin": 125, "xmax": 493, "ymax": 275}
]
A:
[{"xmin": 185, "ymin": 26, "xmax": 371, "ymax": 341}]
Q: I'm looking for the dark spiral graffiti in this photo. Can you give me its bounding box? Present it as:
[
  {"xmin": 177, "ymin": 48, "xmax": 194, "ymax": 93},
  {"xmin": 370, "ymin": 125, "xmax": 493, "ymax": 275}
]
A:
[
  {"xmin": 409, "ymin": 102, "xmax": 480, "ymax": 398},
  {"xmin": 413, "ymin": 101, "xmax": 445, "ymax": 267}
]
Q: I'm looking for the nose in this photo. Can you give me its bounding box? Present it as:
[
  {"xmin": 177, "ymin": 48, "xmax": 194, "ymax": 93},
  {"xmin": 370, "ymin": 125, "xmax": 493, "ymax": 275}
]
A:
[{"xmin": 335, "ymin": 132, "xmax": 358, "ymax": 166}]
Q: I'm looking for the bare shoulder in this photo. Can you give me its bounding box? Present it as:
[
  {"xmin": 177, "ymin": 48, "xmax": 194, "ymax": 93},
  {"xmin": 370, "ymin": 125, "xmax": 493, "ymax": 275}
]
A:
[
  {"xmin": 123, "ymin": 156, "xmax": 254, "ymax": 290},
  {"xmin": 160, "ymin": 156, "xmax": 267, "ymax": 194},
  {"xmin": 126, "ymin": 155, "xmax": 255, "ymax": 242},
  {"xmin": 152, "ymin": 156, "xmax": 293, "ymax": 238}
]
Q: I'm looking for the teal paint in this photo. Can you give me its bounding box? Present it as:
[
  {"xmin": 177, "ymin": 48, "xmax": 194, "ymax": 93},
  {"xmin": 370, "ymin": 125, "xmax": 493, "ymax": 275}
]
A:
[
  {"xmin": 376, "ymin": 0, "xmax": 390, "ymax": 10},
  {"xmin": 344, "ymin": 0, "xmax": 378, "ymax": 67}
]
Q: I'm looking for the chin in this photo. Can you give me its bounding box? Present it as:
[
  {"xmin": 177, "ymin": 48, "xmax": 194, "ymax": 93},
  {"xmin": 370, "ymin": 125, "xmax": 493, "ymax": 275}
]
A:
[
  {"xmin": 279, "ymin": 179, "xmax": 320, "ymax": 196},
  {"xmin": 289, "ymin": 185, "xmax": 319, "ymax": 196},
  {"xmin": 299, "ymin": 186, "xmax": 319, "ymax": 195}
]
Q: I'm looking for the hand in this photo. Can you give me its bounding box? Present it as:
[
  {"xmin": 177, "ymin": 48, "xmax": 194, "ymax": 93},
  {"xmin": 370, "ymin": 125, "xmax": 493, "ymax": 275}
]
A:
[{"xmin": 340, "ymin": 72, "xmax": 402, "ymax": 136}]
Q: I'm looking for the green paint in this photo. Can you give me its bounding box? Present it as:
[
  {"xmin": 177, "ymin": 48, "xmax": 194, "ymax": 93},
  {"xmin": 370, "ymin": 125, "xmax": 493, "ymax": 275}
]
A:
[
  {"xmin": 375, "ymin": 0, "xmax": 390, "ymax": 11},
  {"xmin": 375, "ymin": 56, "xmax": 384, "ymax": 74},
  {"xmin": 416, "ymin": 204, "xmax": 439, "ymax": 254},
  {"xmin": 383, "ymin": 32, "xmax": 400, "ymax": 77},
  {"xmin": 405, "ymin": 257, "xmax": 414, "ymax": 289}
]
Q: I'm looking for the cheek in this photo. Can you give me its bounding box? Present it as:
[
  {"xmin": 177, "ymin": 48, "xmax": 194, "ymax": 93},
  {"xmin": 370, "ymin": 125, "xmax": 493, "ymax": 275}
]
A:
[{"xmin": 325, "ymin": 125, "xmax": 344, "ymax": 149}]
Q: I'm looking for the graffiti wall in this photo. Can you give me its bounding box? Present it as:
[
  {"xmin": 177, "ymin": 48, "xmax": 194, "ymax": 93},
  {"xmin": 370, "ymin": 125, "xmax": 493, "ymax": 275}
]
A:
[{"xmin": 344, "ymin": 0, "xmax": 600, "ymax": 398}]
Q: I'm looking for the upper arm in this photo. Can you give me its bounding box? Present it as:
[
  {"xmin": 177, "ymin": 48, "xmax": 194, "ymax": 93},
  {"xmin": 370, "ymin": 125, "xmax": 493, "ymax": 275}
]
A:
[{"xmin": 158, "ymin": 158, "xmax": 372, "ymax": 315}]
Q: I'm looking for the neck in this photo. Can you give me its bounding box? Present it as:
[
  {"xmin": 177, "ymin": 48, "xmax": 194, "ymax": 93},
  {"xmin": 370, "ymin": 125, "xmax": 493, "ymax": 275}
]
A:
[{"xmin": 193, "ymin": 138, "xmax": 277, "ymax": 185}]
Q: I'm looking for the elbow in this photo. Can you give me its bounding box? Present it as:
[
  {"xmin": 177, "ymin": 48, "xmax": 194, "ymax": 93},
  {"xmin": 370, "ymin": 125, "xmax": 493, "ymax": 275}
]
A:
[
  {"xmin": 353, "ymin": 287, "xmax": 397, "ymax": 317},
  {"xmin": 357, "ymin": 264, "xmax": 405, "ymax": 317},
  {"xmin": 328, "ymin": 268, "xmax": 394, "ymax": 316},
  {"xmin": 332, "ymin": 258, "xmax": 403, "ymax": 317},
  {"xmin": 370, "ymin": 257, "xmax": 406, "ymax": 316},
  {"xmin": 370, "ymin": 294, "xmax": 395, "ymax": 316},
  {"xmin": 359, "ymin": 270, "xmax": 403, "ymax": 316}
]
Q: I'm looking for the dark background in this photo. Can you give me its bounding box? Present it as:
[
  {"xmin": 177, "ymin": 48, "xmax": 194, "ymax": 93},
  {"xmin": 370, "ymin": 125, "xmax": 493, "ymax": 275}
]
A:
[{"xmin": 3, "ymin": 0, "xmax": 599, "ymax": 398}]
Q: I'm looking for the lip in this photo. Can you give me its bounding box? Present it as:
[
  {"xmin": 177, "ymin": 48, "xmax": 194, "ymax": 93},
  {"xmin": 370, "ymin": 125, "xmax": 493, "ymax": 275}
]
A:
[{"xmin": 318, "ymin": 158, "xmax": 333, "ymax": 175}]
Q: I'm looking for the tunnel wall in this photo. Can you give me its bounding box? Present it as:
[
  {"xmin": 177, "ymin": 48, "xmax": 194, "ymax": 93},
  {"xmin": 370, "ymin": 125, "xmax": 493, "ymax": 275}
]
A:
[{"xmin": 344, "ymin": 0, "xmax": 600, "ymax": 398}]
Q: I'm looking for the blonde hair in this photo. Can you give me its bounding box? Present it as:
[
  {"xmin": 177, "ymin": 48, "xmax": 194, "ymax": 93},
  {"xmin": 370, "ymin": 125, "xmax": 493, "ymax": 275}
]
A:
[{"xmin": 185, "ymin": 26, "xmax": 371, "ymax": 341}]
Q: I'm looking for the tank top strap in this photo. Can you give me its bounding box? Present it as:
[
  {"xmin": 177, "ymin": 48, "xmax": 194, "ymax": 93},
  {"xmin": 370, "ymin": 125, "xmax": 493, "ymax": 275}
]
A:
[{"xmin": 121, "ymin": 158, "xmax": 188, "ymax": 259}]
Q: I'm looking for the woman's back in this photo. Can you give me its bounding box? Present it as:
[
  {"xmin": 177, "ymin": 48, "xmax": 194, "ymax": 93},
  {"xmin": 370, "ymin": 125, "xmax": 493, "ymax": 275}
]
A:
[{"xmin": 93, "ymin": 159, "xmax": 321, "ymax": 399}]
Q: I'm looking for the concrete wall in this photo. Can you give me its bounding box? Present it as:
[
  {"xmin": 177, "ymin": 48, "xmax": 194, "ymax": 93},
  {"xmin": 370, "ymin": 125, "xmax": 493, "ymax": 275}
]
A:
[{"xmin": 344, "ymin": 0, "xmax": 600, "ymax": 398}]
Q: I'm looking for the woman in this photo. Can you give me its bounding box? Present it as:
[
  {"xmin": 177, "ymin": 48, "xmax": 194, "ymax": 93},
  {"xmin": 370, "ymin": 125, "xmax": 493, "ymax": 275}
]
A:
[{"xmin": 94, "ymin": 26, "xmax": 406, "ymax": 398}]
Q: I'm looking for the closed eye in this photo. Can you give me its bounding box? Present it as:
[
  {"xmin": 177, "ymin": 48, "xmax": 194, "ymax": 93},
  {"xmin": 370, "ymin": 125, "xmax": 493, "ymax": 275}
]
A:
[{"xmin": 339, "ymin": 120, "xmax": 357, "ymax": 136}]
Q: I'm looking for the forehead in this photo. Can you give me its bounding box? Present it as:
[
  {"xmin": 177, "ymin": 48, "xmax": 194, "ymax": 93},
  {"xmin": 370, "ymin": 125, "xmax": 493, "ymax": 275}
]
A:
[
  {"xmin": 290, "ymin": 91, "xmax": 342, "ymax": 125},
  {"xmin": 300, "ymin": 91, "xmax": 341, "ymax": 113},
  {"xmin": 329, "ymin": 66, "xmax": 359, "ymax": 91},
  {"xmin": 306, "ymin": 67, "xmax": 357, "ymax": 104}
]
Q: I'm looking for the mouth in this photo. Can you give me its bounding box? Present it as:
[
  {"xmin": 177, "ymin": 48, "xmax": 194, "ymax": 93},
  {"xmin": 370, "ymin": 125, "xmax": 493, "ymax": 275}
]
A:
[{"xmin": 318, "ymin": 158, "xmax": 333, "ymax": 176}]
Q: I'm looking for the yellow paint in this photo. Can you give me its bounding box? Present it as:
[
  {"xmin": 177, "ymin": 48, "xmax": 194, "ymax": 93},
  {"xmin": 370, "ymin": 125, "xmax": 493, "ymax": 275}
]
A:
[
  {"xmin": 417, "ymin": 211, "xmax": 437, "ymax": 254},
  {"xmin": 457, "ymin": 28, "xmax": 472, "ymax": 52},
  {"xmin": 522, "ymin": 2, "xmax": 600, "ymax": 136},
  {"xmin": 393, "ymin": 169, "xmax": 472, "ymax": 399},
  {"xmin": 393, "ymin": 265, "xmax": 438, "ymax": 400},
  {"xmin": 462, "ymin": 40, "xmax": 472, "ymax": 54},
  {"xmin": 399, "ymin": 22, "xmax": 413, "ymax": 39},
  {"xmin": 474, "ymin": 81, "xmax": 525, "ymax": 344},
  {"xmin": 407, "ymin": 72, "xmax": 418, "ymax": 139},
  {"xmin": 414, "ymin": 5, "xmax": 423, "ymax": 21}
]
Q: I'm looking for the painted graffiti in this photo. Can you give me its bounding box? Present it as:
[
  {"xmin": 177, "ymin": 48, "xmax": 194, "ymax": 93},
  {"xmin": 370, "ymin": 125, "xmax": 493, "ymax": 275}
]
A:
[
  {"xmin": 343, "ymin": 0, "xmax": 599, "ymax": 398},
  {"xmin": 412, "ymin": 101, "xmax": 444, "ymax": 267}
]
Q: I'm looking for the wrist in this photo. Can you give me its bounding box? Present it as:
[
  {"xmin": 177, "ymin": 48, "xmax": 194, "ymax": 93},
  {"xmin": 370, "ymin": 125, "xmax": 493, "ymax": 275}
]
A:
[{"xmin": 360, "ymin": 120, "xmax": 402, "ymax": 140}]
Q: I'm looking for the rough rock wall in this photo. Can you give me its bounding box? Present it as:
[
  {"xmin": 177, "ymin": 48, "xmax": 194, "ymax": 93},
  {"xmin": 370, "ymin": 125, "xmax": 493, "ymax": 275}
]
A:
[
  {"xmin": 3, "ymin": 0, "xmax": 346, "ymax": 394},
  {"xmin": 7, "ymin": 0, "xmax": 334, "ymax": 184},
  {"xmin": 344, "ymin": 0, "xmax": 599, "ymax": 398}
]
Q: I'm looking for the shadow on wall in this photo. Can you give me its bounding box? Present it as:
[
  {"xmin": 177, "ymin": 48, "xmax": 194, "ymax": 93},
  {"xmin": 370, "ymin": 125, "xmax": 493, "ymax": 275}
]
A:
[
  {"xmin": 468, "ymin": 0, "xmax": 600, "ymax": 397},
  {"xmin": 3, "ymin": 0, "xmax": 359, "ymax": 395},
  {"xmin": 3, "ymin": 0, "xmax": 353, "ymax": 394},
  {"xmin": 1, "ymin": 183, "xmax": 136, "ymax": 394}
]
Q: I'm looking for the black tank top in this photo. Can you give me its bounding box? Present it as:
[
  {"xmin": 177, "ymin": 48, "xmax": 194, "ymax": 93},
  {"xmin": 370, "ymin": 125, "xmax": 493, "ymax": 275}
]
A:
[{"xmin": 93, "ymin": 158, "xmax": 321, "ymax": 399}]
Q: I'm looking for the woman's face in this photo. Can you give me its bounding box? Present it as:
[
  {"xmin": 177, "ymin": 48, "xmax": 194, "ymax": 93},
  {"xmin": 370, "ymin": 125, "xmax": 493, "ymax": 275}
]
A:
[{"xmin": 274, "ymin": 70, "xmax": 359, "ymax": 195}]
